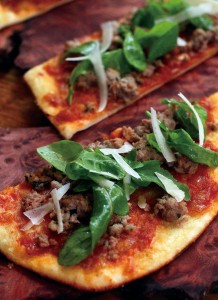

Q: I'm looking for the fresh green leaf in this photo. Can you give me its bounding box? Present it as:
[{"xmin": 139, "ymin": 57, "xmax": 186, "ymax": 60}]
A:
[
  {"xmin": 168, "ymin": 129, "xmax": 218, "ymax": 166},
  {"xmin": 90, "ymin": 185, "xmax": 114, "ymax": 249},
  {"xmin": 134, "ymin": 21, "xmax": 179, "ymax": 62},
  {"xmin": 162, "ymin": 98, "xmax": 207, "ymax": 139},
  {"xmin": 65, "ymin": 149, "xmax": 125, "ymax": 181},
  {"xmin": 109, "ymin": 184, "xmax": 129, "ymax": 215},
  {"xmin": 37, "ymin": 141, "xmax": 83, "ymax": 172},
  {"xmin": 163, "ymin": 0, "xmax": 187, "ymax": 15},
  {"xmin": 67, "ymin": 59, "xmax": 93, "ymax": 104},
  {"xmin": 62, "ymin": 41, "xmax": 97, "ymax": 60},
  {"xmin": 123, "ymin": 32, "xmax": 147, "ymax": 71},
  {"xmin": 132, "ymin": 160, "xmax": 190, "ymax": 200},
  {"xmin": 58, "ymin": 226, "xmax": 92, "ymax": 266},
  {"xmin": 190, "ymin": 15, "xmax": 214, "ymax": 31},
  {"xmin": 131, "ymin": 1, "xmax": 165, "ymax": 29},
  {"xmin": 73, "ymin": 180, "xmax": 93, "ymax": 192},
  {"xmin": 102, "ymin": 49, "xmax": 133, "ymax": 76}
]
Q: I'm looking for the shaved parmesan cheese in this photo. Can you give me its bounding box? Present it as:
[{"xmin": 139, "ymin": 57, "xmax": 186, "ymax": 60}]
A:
[
  {"xmin": 66, "ymin": 21, "xmax": 114, "ymax": 112},
  {"xmin": 177, "ymin": 37, "xmax": 187, "ymax": 47},
  {"xmin": 123, "ymin": 173, "xmax": 131, "ymax": 200},
  {"xmin": 101, "ymin": 21, "xmax": 114, "ymax": 53},
  {"xmin": 23, "ymin": 202, "xmax": 54, "ymax": 225},
  {"xmin": 178, "ymin": 92, "xmax": 204, "ymax": 146},
  {"xmin": 89, "ymin": 42, "xmax": 108, "ymax": 112},
  {"xmin": 150, "ymin": 107, "xmax": 176, "ymax": 163},
  {"xmin": 156, "ymin": 3, "xmax": 214, "ymax": 24},
  {"xmin": 50, "ymin": 183, "xmax": 70, "ymax": 234},
  {"xmin": 90, "ymin": 174, "xmax": 115, "ymax": 188},
  {"xmin": 137, "ymin": 196, "xmax": 150, "ymax": 210},
  {"xmin": 101, "ymin": 142, "xmax": 134, "ymax": 155},
  {"xmin": 155, "ymin": 172, "xmax": 185, "ymax": 202},
  {"xmin": 51, "ymin": 189, "xmax": 63, "ymax": 234},
  {"xmin": 90, "ymin": 169, "xmax": 119, "ymax": 180},
  {"xmin": 100, "ymin": 145, "xmax": 140, "ymax": 179},
  {"xmin": 21, "ymin": 220, "xmax": 36, "ymax": 231}
]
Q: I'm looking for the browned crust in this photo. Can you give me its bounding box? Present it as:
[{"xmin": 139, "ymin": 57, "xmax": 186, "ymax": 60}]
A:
[{"xmin": 0, "ymin": 0, "xmax": 73, "ymax": 30}]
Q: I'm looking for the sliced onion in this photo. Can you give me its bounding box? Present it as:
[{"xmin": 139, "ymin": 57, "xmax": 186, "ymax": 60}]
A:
[
  {"xmin": 23, "ymin": 202, "xmax": 54, "ymax": 225},
  {"xmin": 178, "ymin": 92, "xmax": 204, "ymax": 146},
  {"xmin": 156, "ymin": 3, "xmax": 214, "ymax": 24},
  {"xmin": 155, "ymin": 172, "xmax": 185, "ymax": 202},
  {"xmin": 177, "ymin": 37, "xmax": 187, "ymax": 47},
  {"xmin": 89, "ymin": 174, "xmax": 115, "ymax": 188},
  {"xmin": 100, "ymin": 21, "xmax": 114, "ymax": 53},
  {"xmin": 150, "ymin": 107, "xmax": 176, "ymax": 163}
]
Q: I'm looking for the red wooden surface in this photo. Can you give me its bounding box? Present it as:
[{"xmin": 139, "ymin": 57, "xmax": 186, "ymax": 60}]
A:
[{"xmin": 0, "ymin": 0, "xmax": 218, "ymax": 299}]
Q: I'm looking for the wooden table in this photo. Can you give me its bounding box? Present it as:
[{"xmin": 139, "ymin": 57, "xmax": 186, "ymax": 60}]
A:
[{"xmin": 0, "ymin": 1, "xmax": 218, "ymax": 299}]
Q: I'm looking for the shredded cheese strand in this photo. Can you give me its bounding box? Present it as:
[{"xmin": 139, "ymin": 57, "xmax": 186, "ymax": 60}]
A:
[
  {"xmin": 150, "ymin": 107, "xmax": 176, "ymax": 163},
  {"xmin": 155, "ymin": 172, "xmax": 185, "ymax": 202},
  {"xmin": 178, "ymin": 92, "xmax": 204, "ymax": 146},
  {"xmin": 156, "ymin": 3, "xmax": 213, "ymax": 24}
]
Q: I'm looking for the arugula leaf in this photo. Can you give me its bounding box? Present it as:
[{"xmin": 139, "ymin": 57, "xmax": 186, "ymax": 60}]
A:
[
  {"xmin": 102, "ymin": 49, "xmax": 133, "ymax": 76},
  {"xmin": 163, "ymin": 0, "xmax": 187, "ymax": 15},
  {"xmin": 37, "ymin": 141, "xmax": 83, "ymax": 172},
  {"xmin": 190, "ymin": 15, "xmax": 214, "ymax": 31},
  {"xmin": 67, "ymin": 60, "xmax": 92, "ymax": 104},
  {"xmin": 62, "ymin": 41, "xmax": 97, "ymax": 60},
  {"xmin": 123, "ymin": 32, "xmax": 147, "ymax": 71},
  {"xmin": 134, "ymin": 21, "xmax": 179, "ymax": 62},
  {"xmin": 65, "ymin": 149, "xmax": 125, "ymax": 181},
  {"xmin": 168, "ymin": 129, "xmax": 218, "ymax": 166},
  {"xmin": 131, "ymin": 1, "xmax": 165, "ymax": 29},
  {"xmin": 58, "ymin": 226, "xmax": 92, "ymax": 266},
  {"xmin": 90, "ymin": 185, "xmax": 114, "ymax": 249},
  {"xmin": 132, "ymin": 160, "xmax": 190, "ymax": 200},
  {"xmin": 162, "ymin": 98, "xmax": 207, "ymax": 139}
]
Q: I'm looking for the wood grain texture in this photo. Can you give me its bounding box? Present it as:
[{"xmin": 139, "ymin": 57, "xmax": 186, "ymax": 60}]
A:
[{"xmin": 15, "ymin": 0, "xmax": 144, "ymax": 69}]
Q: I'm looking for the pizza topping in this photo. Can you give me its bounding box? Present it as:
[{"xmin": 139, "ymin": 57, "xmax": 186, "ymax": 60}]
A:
[
  {"xmin": 178, "ymin": 92, "xmax": 205, "ymax": 146},
  {"xmin": 155, "ymin": 172, "xmax": 185, "ymax": 202},
  {"xmin": 154, "ymin": 195, "xmax": 188, "ymax": 222},
  {"xmin": 23, "ymin": 202, "xmax": 54, "ymax": 226},
  {"xmin": 150, "ymin": 107, "xmax": 176, "ymax": 163}
]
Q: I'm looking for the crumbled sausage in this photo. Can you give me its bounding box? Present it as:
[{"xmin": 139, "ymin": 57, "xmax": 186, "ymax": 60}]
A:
[
  {"xmin": 88, "ymin": 138, "xmax": 124, "ymax": 149},
  {"xmin": 154, "ymin": 195, "xmax": 188, "ymax": 222},
  {"xmin": 157, "ymin": 108, "xmax": 176, "ymax": 130},
  {"xmin": 76, "ymin": 72, "xmax": 96, "ymax": 90},
  {"xmin": 133, "ymin": 139, "xmax": 164, "ymax": 162},
  {"xmin": 37, "ymin": 234, "xmax": 57, "ymax": 248},
  {"xmin": 174, "ymin": 155, "xmax": 198, "ymax": 175},
  {"xmin": 61, "ymin": 194, "xmax": 91, "ymax": 218},
  {"xmin": 208, "ymin": 122, "xmax": 218, "ymax": 131},
  {"xmin": 22, "ymin": 191, "xmax": 48, "ymax": 211},
  {"xmin": 122, "ymin": 126, "xmax": 141, "ymax": 143},
  {"xmin": 107, "ymin": 68, "xmax": 138, "ymax": 103}
]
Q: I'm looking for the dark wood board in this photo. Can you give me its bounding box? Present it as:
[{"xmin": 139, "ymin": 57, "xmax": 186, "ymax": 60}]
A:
[{"xmin": 15, "ymin": 0, "xmax": 144, "ymax": 69}]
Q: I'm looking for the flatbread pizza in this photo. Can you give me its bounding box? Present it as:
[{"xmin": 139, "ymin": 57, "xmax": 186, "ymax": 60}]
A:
[
  {"xmin": 0, "ymin": 0, "xmax": 73, "ymax": 29},
  {"xmin": 0, "ymin": 91, "xmax": 217, "ymax": 291},
  {"xmin": 24, "ymin": 0, "xmax": 218, "ymax": 139}
]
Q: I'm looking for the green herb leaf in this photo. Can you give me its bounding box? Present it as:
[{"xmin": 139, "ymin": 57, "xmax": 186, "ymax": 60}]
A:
[
  {"xmin": 162, "ymin": 98, "xmax": 207, "ymax": 139},
  {"xmin": 190, "ymin": 15, "xmax": 214, "ymax": 31},
  {"xmin": 62, "ymin": 41, "xmax": 97, "ymax": 60},
  {"xmin": 37, "ymin": 141, "xmax": 83, "ymax": 172},
  {"xmin": 65, "ymin": 149, "xmax": 125, "ymax": 181},
  {"xmin": 162, "ymin": 0, "xmax": 187, "ymax": 15},
  {"xmin": 132, "ymin": 160, "xmax": 190, "ymax": 200},
  {"xmin": 67, "ymin": 60, "xmax": 93, "ymax": 104},
  {"xmin": 168, "ymin": 129, "xmax": 218, "ymax": 166},
  {"xmin": 134, "ymin": 21, "xmax": 179, "ymax": 62},
  {"xmin": 102, "ymin": 49, "xmax": 133, "ymax": 76},
  {"xmin": 123, "ymin": 32, "xmax": 147, "ymax": 71},
  {"xmin": 58, "ymin": 226, "xmax": 92, "ymax": 266}
]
